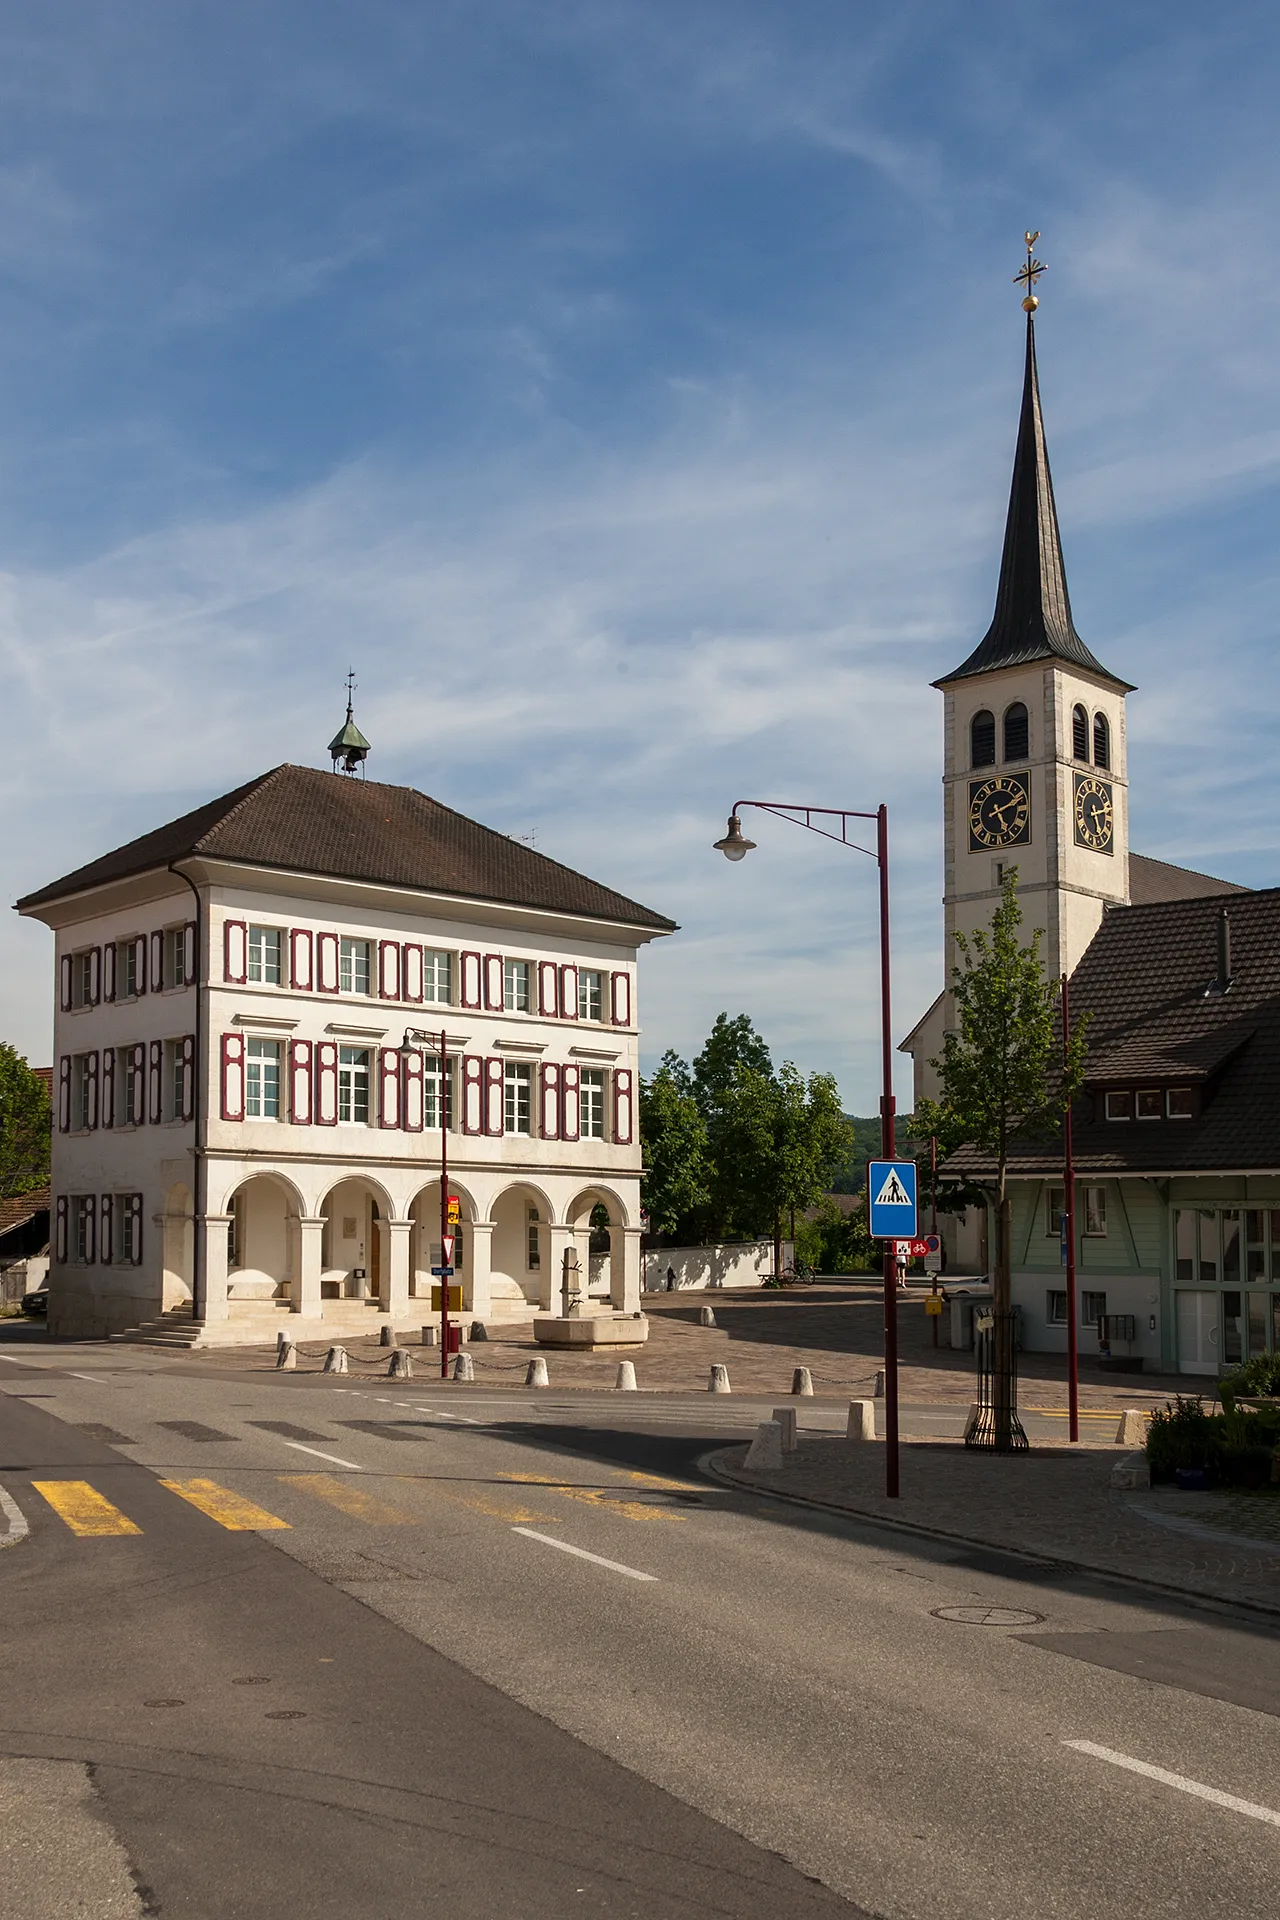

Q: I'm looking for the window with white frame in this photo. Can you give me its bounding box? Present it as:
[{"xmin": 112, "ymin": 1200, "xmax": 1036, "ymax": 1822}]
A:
[
  {"xmin": 248, "ymin": 926, "xmax": 283, "ymax": 986},
  {"xmin": 504, "ymin": 1062, "xmax": 531, "ymax": 1135},
  {"xmin": 164, "ymin": 1040, "xmax": 185, "ymax": 1121},
  {"xmin": 246, "ymin": 1037, "xmax": 282, "ymax": 1119},
  {"xmin": 1104, "ymin": 1091, "xmax": 1132, "ymax": 1121},
  {"xmin": 1083, "ymin": 1186, "xmax": 1107, "ymax": 1236},
  {"xmin": 71, "ymin": 1054, "xmax": 91, "ymax": 1130},
  {"xmin": 1136, "ymin": 1089, "xmax": 1162, "ymax": 1119},
  {"xmin": 72, "ymin": 949, "xmax": 95, "ymax": 1009},
  {"xmin": 73, "ymin": 1195, "xmax": 94, "ymax": 1263},
  {"xmin": 578, "ymin": 970, "xmax": 603, "ymax": 1021},
  {"xmin": 119, "ymin": 940, "xmax": 140, "ymax": 999},
  {"xmin": 117, "ymin": 1046, "xmax": 138, "ymax": 1125},
  {"xmin": 339, "ymin": 938, "xmax": 372, "ymax": 996},
  {"xmin": 579, "ymin": 1068, "xmax": 606, "ymax": 1140},
  {"xmin": 422, "ymin": 950, "xmax": 453, "ymax": 1004},
  {"xmin": 1046, "ymin": 1290, "xmax": 1068, "ymax": 1325},
  {"xmin": 1045, "ymin": 1186, "xmax": 1065, "ymax": 1235},
  {"xmin": 166, "ymin": 926, "xmax": 188, "ymax": 989},
  {"xmin": 114, "ymin": 1195, "xmax": 142, "ymax": 1265},
  {"xmin": 338, "ymin": 1046, "xmax": 371, "ymax": 1123},
  {"xmin": 504, "ymin": 958, "xmax": 530, "ymax": 1012},
  {"xmin": 1081, "ymin": 1289, "xmax": 1107, "ymax": 1325},
  {"xmin": 422, "ymin": 1053, "xmax": 455, "ymax": 1131},
  {"xmin": 527, "ymin": 1208, "xmax": 541, "ymax": 1270}
]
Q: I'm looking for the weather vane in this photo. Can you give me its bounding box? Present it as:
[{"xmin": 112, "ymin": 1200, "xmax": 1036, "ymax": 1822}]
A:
[
  {"xmin": 344, "ymin": 666, "xmax": 356, "ymax": 711},
  {"xmin": 1014, "ymin": 230, "xmax": 1045, "ymax": 312}
]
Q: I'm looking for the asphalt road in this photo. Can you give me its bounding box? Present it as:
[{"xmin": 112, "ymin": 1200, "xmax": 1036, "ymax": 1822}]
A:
[{"xmin": 2, "ymin": 1345, "xmax": 1279, "ymax": 1920}]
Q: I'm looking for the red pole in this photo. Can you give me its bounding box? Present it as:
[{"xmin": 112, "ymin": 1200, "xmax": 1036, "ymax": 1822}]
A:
[
  {"xmin": 1062, "ymin": 973, "xmax": 1078, "ymax": 1443},
  {"xmin": 878, "ymin": 804, "xmax": 899, "ymax": 1499},
  {"xmin": 930, "ymin": 1134, "xmax": 939, "ymax": 1350},
  {"xmin": 440, "ymin": 1029, "xmax": 451, "ymax": 1380}
]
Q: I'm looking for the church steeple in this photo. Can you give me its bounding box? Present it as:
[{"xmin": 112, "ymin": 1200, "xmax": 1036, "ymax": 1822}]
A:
[
  {"xmin": 328, "ymin": 670, "xmax": 371, "ymax": 777},
  {"xmin": 936, "ymin": 239, "xmax": 1131, "ymax": 692}
]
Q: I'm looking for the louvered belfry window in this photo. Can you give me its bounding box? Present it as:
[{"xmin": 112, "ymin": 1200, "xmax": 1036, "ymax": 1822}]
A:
[
  {"xmin": 970, "ymin": 710, "xmax": 996, "ymax": 769},
  {"xmin": 1093, "ymin": 711, "xmax": 1110, "ymax": 769},
  {"xmin": 1003, "ymin": 702, "xmax": 1029, "ymax": 761},
  {"xmin": 1072, "ymin": 704, "xmax": 1089, "ymax": 760}
]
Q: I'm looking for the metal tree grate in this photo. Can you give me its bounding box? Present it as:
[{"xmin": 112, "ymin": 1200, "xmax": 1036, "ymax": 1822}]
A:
[{"xmin": 966, "ymin": 1308, "xmax": 1029, "ymax": 1452}]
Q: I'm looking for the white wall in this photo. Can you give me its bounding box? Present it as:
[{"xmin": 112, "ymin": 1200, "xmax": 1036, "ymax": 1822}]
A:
[{"xmin": 642, "ymin": 1242, "xmax": 793, "ymax": 1291}]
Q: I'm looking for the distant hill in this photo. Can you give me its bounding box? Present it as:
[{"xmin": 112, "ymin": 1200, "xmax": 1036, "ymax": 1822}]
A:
[{"xmin": 830, "ymin": 1115, "xmax": 923, "ymax": 1196}]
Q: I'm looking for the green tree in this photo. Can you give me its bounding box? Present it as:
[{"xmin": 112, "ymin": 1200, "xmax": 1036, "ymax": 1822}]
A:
[
  {"xmin": 693, "ymin": 1014, "xmax": 773, "ymax": 1238},
  {"xmin": 717, "ymin": 1062, "xmax": 853, "ymax": 1278},
  {"xmin": 0, "ymin": 1044, "xmax": 52, "ymax": 1201},
  {"xmin": 639, "ymin": 1053, "xmax": 711, "ymax": 1241},
  {"xmin": 911, "ymin": 871, "xmax": 1087, "ymax": 1448},
  {"xmin": 795, "ymin": 1196, "xmax": 876, "ymax": 1275}
]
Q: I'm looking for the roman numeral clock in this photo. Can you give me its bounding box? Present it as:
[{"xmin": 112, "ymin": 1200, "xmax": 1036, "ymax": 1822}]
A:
[{"xmin": 968, "ymin": 775, "xmax": 1030, "ymax": 852}]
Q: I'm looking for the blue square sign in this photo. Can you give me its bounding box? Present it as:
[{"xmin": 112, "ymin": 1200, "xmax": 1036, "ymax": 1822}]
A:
[{"xmin": 867, "ymin": 1159, "xmax": 918, "ymax": 1239}]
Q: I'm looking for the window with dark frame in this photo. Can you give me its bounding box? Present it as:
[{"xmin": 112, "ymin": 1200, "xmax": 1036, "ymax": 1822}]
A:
[
  {"xmin": 1083, "ymin": 1187, "xmax": 1107, "ymax": 1237},
  {"xmin": 1071, "ymin": 704, "xmax": 1089, "ymax": 760},
  {"xmin": 1092, "ymin": 711, "xmax": 1110, "ymax": 769},
  {"xmin": 1045, "ymin": 1187, "xmax": 1065, "ymax": 1235},
  {"xmin": 970, "ymin": 710, "xmax": 996, "ymax": 768},
  {"xmin": 1167, "ymin": 1088, "xmax": 1194, "ymax": 1118},
  {"xmin": 1003, "ymin": 702, "xmax": 1029, "ymax": 761},
  {"xmin": 1081, "ymin": 1289, "xmax": 1107, "ymax": 1325},
  {"xmin": 1046, "ymin": 1290, "xmax": 1068, "ymax": 1325}
]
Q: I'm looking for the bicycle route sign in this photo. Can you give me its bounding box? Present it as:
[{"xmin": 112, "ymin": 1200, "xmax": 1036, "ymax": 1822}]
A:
[{"xmin": 867, "ymin": 1159, "xmax": 918, "ymax": 1240}]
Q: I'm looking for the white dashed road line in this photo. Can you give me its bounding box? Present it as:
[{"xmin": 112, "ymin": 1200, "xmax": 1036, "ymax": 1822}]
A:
[
  {"xmin": 281, "ymin": 1441, "xmax": 364, "ymax": 1471},
  {"xmin": 511, "ymin": 1528, "xmax": 657, "ymax": 1582},
  {"xmin": 1064, "ymin": 1741, "xmax": 1280, "ymax": 1828}
]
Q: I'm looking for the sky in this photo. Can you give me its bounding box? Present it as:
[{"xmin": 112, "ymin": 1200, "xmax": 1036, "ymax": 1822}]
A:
[{"xmin": 3, "ymin": 0, "xmax": 1279, "ymax": 1108}]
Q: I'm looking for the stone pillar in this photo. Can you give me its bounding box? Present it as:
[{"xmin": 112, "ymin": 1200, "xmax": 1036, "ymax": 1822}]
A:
[
  {"xmin": 544, "ymin": 1228, "xmax": 576, "ymax": 1314},
  {"xmin": 613, "ymin": 1227, "xmax": 642, "ymax": 1315},
  {"xmin": 384, "ymin": 1219, "xmax": 412, "ymax": 1319},
  {"xmin": 296, "ymin": 1216, "xmax": 326, "ymax": 1318},
  {"xmin": 463, "ymin": 1221, "xmax": 493, "ymax": 1320},
  {"xmin": 198, "ymin": 1214, "xmax": 232, "ymax": 1323}
]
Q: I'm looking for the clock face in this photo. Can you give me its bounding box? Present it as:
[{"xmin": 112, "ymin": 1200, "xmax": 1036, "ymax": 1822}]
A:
[
  {"xmin": 968, "ymin": 775, "xmax": 1030, "ymax": 851},
  {"xmin": 1074, "ymin": 773, "xmax": 1114, "ymax": 852}
]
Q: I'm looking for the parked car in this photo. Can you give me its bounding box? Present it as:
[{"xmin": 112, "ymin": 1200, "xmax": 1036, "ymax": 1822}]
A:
[{"xmin": 20, "ymin": 1286, "xmax": 48, "ymax": 1317}]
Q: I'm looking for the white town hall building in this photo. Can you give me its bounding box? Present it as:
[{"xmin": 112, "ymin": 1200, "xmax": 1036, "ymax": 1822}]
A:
[{"xmin": 17, "ymin": 740, "xmax": 676, "ymax": 1345}]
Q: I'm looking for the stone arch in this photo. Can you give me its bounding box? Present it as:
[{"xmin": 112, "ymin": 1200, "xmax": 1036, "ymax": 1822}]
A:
[
  {"xmin": 317, "ymin": 1175, "xmax": 397, "ymax": 1303},
  {"xmin": 488, "ymin": 1181, "xmax": 558, "ymax": 1312},
  {"xmin": 224, "ymin": 1172, "xmax": 302, "ymax": 1303},
  {"xmin": 565, "ymin": 1185, "xmax": 632, "ymax": 1304},
  {"xmin": 161, "ymin": 1182, "xmax": 194, "ymax": 1311},
  {"xmin": 407, "ymin": 1179, "xmax": 480, "ymax": 1299}
]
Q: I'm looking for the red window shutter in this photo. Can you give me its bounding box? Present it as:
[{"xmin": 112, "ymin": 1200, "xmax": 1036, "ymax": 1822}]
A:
[
  {"xmin": 559, "ymin": 964, "xmax": 578, "ymax": 1021},
  {"xmin": 289, "ymin": 928, "xmax": 313, "ymax": 991},
  {"xmin": 461, "ymin": 1055, "xmax": 484, "ymax": 1134},
  {"xmin": 84, "ymin": 1195, "xmax": 97, "ymax": 1265},
  {"xmin": 379, "ymin": 1048, "xmax": 402, "ymax": 1127},
  {"xmin": 460, "ymin": 951, "xmax": 482, "ymax": 1010},
  {"xmin": 130, "ymin": 1044, "xmax": 145, "ymax": 1123},
  {"xmin": 85, "ymin": 1051, "xmax": 99, "ymax": 1130},
  {"xmin": 540, "ymin": 1062, "xmax": 561, "ymax": 1140},
  {"xmin": 101, "ymin": 1046, "xmax": 116, "ymax": 1129},
  {"xmin": 483, "ymin": 953, "xmax": 503, "ymax": 1011},
  {"xmin": 100, "ymin": 1193, "xmax": 114, "ymax": 1266},
  {"xmin": 151, "ymin": 929, "xmax": 165, "ymax": 990},
  {"xmin": 610, "ymin": 971, "xmax": 632, "ymax": 1027},
  {"xmin": 181, "ymin": 1035, "xmax": 196, "ymax": 1122},
  {"xmin": 316, "ymin": 932, "xmax": 340, "ymax": 994},
  {"xmin": 402, "ymin": 944, "xmax": 424, "ymax": 1004},
  {"xmin": 613, "ymin": 1068, "xmax": 633, "ymax": 1145},
  {"xmin": 561, "ymin": 1062, "xmax": 580, "ymax": 1142},
  {"xmin": 88, "ymin": 947, "xmax": 101, "ymax": 1006},
  {"xmin": 289, "ymin": 1040, "xmax": 313, "ymax": 1124},
  {"xmin": 134, "ymin": 934, "xmax": 147, "ymax": 994},
  {"xmin": 223, "ymin": 920, "xmax": 247, "ymax": 985},
  {"xmin": 183, "ymin": 921, "xmax": 197, "ymax": 984},
  {"xmin": 378, "ymin": 940, "xmax": 401, "ymax": 1001},
  {"xmin": 314, "ymin": 1041, "xmax": 338, "ymax": 1124},
  {"xmin": 103, "ymin": 942, "xmax": 117, "ymax": 1004},
  {"xmin": 484, "ymin": 1056, "xmax": 505, "ymax": 1135},
  {"xmin": 219, "ymin": 1033, "xmax": 245, "ymax": 1122},
  {"xmin": 127, "ymin": 1194, "xmax": 143, "ymax": 1265},
  {"xmin": 401, "ymin": 1048, "xmax": 424, "ymax": 1132},
  {"xmin": 538, "ymin": 960, "xmax": 559, "ymax": 1016},
  {"xmin": 58, "ymin": 1055, "xmax": 71, "ymax": 1132},
  {"xmin": 55, "ymin": 1194, "xmax": 68, "ymax": 1263},
  {"xmin": 59, "ymin": 954, "xmax": 73, "ymax": 1012},
  {"xmin": 148, "ymin": 1041, "xmax": 163, "ymax": 1123}
]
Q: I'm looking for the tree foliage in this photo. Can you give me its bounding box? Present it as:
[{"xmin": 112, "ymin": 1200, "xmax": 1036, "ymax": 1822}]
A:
[
  {"xmin": 0, "ymin": 1044, "xmax": 52, "ymax": 1202},
  {"xmin": 638, "ymin": 1053, "xmax": 711, "ymax": 1239}
]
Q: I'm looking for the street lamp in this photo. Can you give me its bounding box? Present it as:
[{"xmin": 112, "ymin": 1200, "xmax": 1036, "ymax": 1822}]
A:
[
  {"xmin": 714, "ymin": 799, "xmax": 902, "ymax": 1499},
  {"xmin": 404, "ymin": 1025, "xmax": 455, "ymax": 1380}
]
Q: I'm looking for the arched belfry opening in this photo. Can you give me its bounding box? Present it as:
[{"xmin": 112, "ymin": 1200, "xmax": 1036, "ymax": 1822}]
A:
[{"xmin": 329, "ymin": 670, "xmax": 371, "ymax": 777}]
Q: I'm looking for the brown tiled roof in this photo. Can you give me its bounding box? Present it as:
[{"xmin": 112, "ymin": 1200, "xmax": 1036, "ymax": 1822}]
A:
[
  {"xmin": 1127, "ymin": 852, "xmax": 1249, "ymax": 906},
  {"xmin": 946, "ymin": 887, "xmax": 1280, "ymax": 1176},
  {"xmin": 16, "ymin": 765, "xmax": 677, "ymax": 933},
  {"xmin": 0, "ymin": 1187, "xmax": 50, "ymax": 1237}
]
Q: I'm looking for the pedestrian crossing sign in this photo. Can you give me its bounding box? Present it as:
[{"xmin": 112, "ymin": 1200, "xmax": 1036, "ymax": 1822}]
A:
[{"xmin": 867, "ymin": 1158, "xmax": 918, "ymax": 1239}]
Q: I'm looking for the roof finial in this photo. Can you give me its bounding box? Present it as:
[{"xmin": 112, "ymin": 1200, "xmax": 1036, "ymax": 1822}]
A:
[
  {"xmin": 328, "ymin": 669, "xmax": 371, "ymax": 777},
  {"xmin": 1014, "ymin": 230, "xmax": 1046, "ymax": 313}
]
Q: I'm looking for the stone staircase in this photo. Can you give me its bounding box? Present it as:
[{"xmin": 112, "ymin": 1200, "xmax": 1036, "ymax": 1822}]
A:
[{"xmin": 108, "ymin": 1307, "xmax": 204, "ymax": 1350}]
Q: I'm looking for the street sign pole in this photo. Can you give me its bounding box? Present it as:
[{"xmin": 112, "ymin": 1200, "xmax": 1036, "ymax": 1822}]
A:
[
  {"xmin": 439, "ymin": 1026, "xmax": 451, "ymax": 1380},
  {"xmin": 1062, "ymin": 973, "xmax": 1079, "ymax": 1443}
]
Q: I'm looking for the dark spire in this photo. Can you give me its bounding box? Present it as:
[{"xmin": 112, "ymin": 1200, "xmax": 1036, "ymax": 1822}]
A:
[
  {"xmin": 328, "ymin": 669, "xmax": 371, "ymax": 776},
  {"xmin": 935, "ymin": 308, "xmax": 1132, "ymax": 691}
]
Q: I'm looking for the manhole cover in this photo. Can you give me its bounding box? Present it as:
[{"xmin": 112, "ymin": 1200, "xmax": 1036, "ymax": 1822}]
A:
[
  {"xmin": 144, "ymin": 1699, "xmax": 185, "ymax": 1708},
  {"xmin": 264, "ymin": 1710, "xmax": 306, "ymax": 1720},
  {"xmin": 231, "ymin": 1675, "xmax": 272, "ymax": 1686},
  {"xmin": 931, "ymin": 1605, "xmax": 1045, "ymax": 1627}
]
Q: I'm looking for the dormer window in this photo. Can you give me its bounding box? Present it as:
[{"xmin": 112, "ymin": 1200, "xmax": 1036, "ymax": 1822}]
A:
[
  {"xmin": 1072, "ymin": 704, "xmax": 1089, "ymax": 760},
  {"xmin": 1167, "ymin": 1088, "xmax": 1194, "ymax": 1118},
  {"xmin": 1135, "ymin": 1089, "xmax": 1162, "ymax": 1119},
  {"xmin": 1093, "ymin": 711, "xmax": 1110, "ymax": 769},
  {"xmin": 970, "ymin": 710, "xmax": 996, "ymax": 769},
  {"xmin": 1104, "ymin": 1091, "xmax": 1133, "ymax": 1120},
  {"xmin": 1003, "ymin": 702, "xmax": 1029, "ymax": 761}
]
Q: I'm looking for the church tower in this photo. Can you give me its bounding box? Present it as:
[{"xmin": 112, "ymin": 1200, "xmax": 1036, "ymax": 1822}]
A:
[{"xmin": 933, "ymin": 237, "xmax": 1133, "ymax": 993}]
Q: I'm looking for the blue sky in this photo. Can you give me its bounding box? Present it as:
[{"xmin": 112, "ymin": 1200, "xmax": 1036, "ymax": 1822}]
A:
[{"xmin": 3, "ymin": 1, "xmax": 1279, "ymax": 1106}]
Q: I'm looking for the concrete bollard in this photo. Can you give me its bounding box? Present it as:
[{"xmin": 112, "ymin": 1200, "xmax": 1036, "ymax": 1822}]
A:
[
  {"xmin": 770, "ymin": 1406, "xmax": 798, "ymax": 1452},
  {"xmin": 452, "ymin": 1351, "xmax": 475, "ymax": 1382},
  {"xmin": 708, "ymin": 1363, "xmax": 731, "ymax": 1394},
  {"xmin": 1116, "ymin": 1408, "xmax": 1148, "ymax": 1447},
  {"xmin": 872, "ymin": 1369, "xmax": 886, "ymax": 1398},
  {"xmin": 275, "ymin": 1339, "xmax": 296, "ymax": 1371},
  {"xmin": 421, "ymin": 1325, "xmax": 438, "ymax": 1346},
  {"xmin": 847, "ymin": 1400, "xmax": 876, "ymax": 1443},
  {"xmin": 962, "ymin": 1401, "xmax": 980, "ymax": 1442},
  {"xmin": 743, "ymin": 1420, "xmax": 784, "ymax": 1470},
  {"xmin": 379, "ymin": 1324, "xmax": 397, "ymax": 1348},
  {"xmin": 615, "ymin": 1360, "xmax": 638, "ymax": 1390},
  {"xmin": 1111, "ymin": 1450, "xmax": 1150, "ymax": 1490},
  {"xmin": 525, "ymin": 1356, "xmax": 550, "ymax": 1387},
  {"xmin": 322, "ymin": 1345, "xmax": 349, "ymax": 1374},
  {"xmin": 276, "ymin": 1328, "xmax": 291, "ymax": 1357},
  {"xmin": 388, "ymin": 1349, "xmax": 413, "ymax": 1378},
  {"xmin": 699, "ymin": 1304, "xmax": 717, "ymax": 1327},
  {"xmin": 791, "ymin": 1366, "xmax": 814, "ymax": 1397},
  {"xmin": 470, "ymin": 1321, "xmax": 488, "ymax": 1341}
]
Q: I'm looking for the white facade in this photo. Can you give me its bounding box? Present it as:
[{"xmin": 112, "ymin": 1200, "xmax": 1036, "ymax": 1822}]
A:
[{"xmin": 28, "ymin": 852, "xmax": 668, "ymax": 1344}]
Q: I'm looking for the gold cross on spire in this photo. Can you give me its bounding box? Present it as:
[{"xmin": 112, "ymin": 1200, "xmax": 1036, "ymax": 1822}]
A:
[{"xmin": 1014, "ymin": 230, "xmax": 1046, "ymax": 312}]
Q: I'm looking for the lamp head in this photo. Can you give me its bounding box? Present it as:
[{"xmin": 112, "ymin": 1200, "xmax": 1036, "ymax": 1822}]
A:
[{"xmin": 713, "ymin": 814, "xmax": 756, "ymax": 862}]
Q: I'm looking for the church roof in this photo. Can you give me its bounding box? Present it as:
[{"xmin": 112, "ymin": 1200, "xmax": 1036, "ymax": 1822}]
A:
[
  {"xmin": 1127, "ymin": 852, "xmax": 1249, "ymax": 906},
  {"xmin": 16, "ymin": 764, "xmax": 678, "ymax": 933},
  {"xmin": 935, "ymin": 317, "xmax": 1133, "ymax": 692}
]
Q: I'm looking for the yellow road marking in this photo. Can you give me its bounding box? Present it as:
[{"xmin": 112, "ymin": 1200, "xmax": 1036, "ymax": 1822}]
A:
[
  {"xmin": 624, "ymin": 1468, "xmax": 704, "ymax": 1493},
  {"xmin": 402, "ymin": 1478, "xmax": 559, "ymax": 1523},
  {"xmin": 32, "ymin": 1481, "xmax": 142, "ymax": 1538},
  {"xmin": 280, "ymin": 1474, "xmax": 417, "ymax": 1524},
  {"xmin": 159, "ymin": 1479, "xmax": 290, "ymax": 1531},
  {"xmin": 499, "ymin": 1472, "xmax": 685, "ymax": 1523}
]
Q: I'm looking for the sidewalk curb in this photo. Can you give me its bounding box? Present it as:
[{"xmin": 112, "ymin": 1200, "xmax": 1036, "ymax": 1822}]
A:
[{"xmin": 703, "ymin": 1444, "xmax": 1280, "ymax": 1626}]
